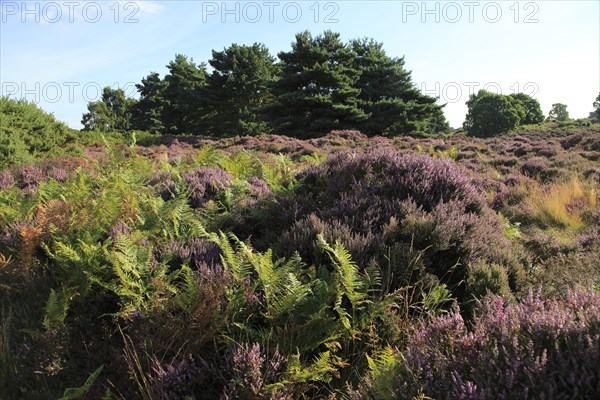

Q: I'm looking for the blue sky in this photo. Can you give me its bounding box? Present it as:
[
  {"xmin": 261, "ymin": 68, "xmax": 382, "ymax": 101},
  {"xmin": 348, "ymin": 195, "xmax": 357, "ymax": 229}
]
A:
[{"xmin": 1, "ymin": 0, "xmax": 599, "ymax": 129}]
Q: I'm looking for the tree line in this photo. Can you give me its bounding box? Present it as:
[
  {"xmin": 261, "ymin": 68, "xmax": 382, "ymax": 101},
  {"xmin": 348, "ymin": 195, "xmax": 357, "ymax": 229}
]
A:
[
  {"xmin": 463, "ymin": 91, "xmax": 599, "ymax": 137},
  {"xmin": 82, "ymin": 30, "xmax": 450, "ymax": 138}
]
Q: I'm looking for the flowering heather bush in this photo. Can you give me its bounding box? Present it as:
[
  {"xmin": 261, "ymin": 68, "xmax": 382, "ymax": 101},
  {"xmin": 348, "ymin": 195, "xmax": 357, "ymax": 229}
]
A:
[
  {"xmin": 149, "ymin": 170, "xmax": 178, "ymax": 201},
  {"xmin": 223, "ymin": 134, "xmax": 320, "ymax": 160},
  {"xmin": 164, "ymin": 139, "xmax": 196, "ymax": 163},
  {"xmin": 148, "ymin": 355, "xmax": 199, "ymax": 400},
  {"xmin": 504, "ymin": 174, "xmax": 534, "ymax": 187},
  {"xmin": 533, "ymin": 145, "xmax": 558, "ymax": 158},
  {"xmin": 14, "ymin": 165, "xmax": 45, "ymax": 190},
  {"xmin": 560, "ymin": 133, "xmax": 583, "ymax": 149},
  {"xmin": 221, "ymin": 343, "xmax": 292, "ymax": 400},
  {"xmin": 392, "ymin": 288, "xmax": 600, "ymax": 400},
  {"xmin": 513, "ymin": 143, "xmax": 532, "ymax": 156},
  {"xmin": 247, "ymin": 176, "xmax": 272, "ymax": 199},
  {"xmin": 109, "ymin": 221, "xmax": 131, "ymax": 243},
  {"xmin": 183, "ymin": 167, "xmax": 233, "ymax": 208},
  {"xmin": 492, "ymin": 185, "xmax": 529, "ymax": 212},
  {"xmin": 258, "ymin": 150, "xmax": 518, "ymax": 305},
  {"xmin": 521, "ymin": 157, "xmax": 549, "ymax": 177},
  {"xmin": 300, "ymin": 150, "xmax": 487, "ymax": 217},
  {"xmin": 160, "ymin": 237, "xmax": 221, "ymax": 269},
  {"xmin": 524, "ymin": 233, "xmax": 577, "ymax": 262},
  {"xmin": 584, "ymin": 168, "xmax": 600, "ymax": 184},
  {"xmin": 0, "ymin": 220, "xmax": 29, "ymax": 255},
  {"xmin": 1, "ymin": 164, "xmax": 70, "ymax": 193},
  {"xmin": 45, "ymin": 167, "xmax": 68, "ymax": 183},
  {"xmin": 582, "ymin": 135, "xmax": 600, "ymax": 151},
  {"xmin": 526, "ymin": 250, "xmax": 600, "ymax": 299},
  {"xmin": 0, "ymin": 170, "xmax": 14, "ymax": 190},
  {"xmin": 578, "ymin": 227, "xmax": 600, "ymax": 249},
  {"xmin": 327, "ymin": 129, "xmax": 368, "ymax": 141}
]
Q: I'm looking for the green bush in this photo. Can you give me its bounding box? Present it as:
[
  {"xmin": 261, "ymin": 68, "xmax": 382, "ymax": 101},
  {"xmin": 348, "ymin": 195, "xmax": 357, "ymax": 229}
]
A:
[
  {"xmin": 467, "ymin": 262, "xmax": 512, "ymax": 299},
  {"xmin": 0, "ymin": 97, "xmax": 77, "ymax": 169}
]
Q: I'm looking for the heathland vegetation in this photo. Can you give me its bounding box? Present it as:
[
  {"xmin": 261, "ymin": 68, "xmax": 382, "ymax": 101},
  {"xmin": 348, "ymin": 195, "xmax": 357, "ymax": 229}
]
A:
[{"xmin": 1, "ymin": 30, "xmax": 599, "ymax": 400}]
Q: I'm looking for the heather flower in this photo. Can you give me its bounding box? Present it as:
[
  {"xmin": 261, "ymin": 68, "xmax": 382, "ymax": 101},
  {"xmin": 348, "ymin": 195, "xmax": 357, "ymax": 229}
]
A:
[
  {"xmin": 148, "ymin": 355, "xmax": 199, "ymax": 400},
  {"xmin": 503, "ymin": 174, "xmax": 533, "ymax": 187},
  {"xmin": 247, "ymin": 176, "xmax": 272, "ymax": 199},
  {"xmin": 584, "ymin": 168, "xmax": 600, "ymax": 184},
  {"xmin": 0, "ymin": 220, "xmax": 28, "ymax": 249},
  {"xmin": 520, "ymin": 157, "xmax": 548, "ymax": 178},
  {"xmin": 0, "ymin": 170, "xmax": 15, "ymax": 190},
  {"xmin": 149, "ymin": 171, "xmax": 178, "ymax": 201},
  {"xmin": 109, "ymin": 221, "xmax": 131, "ymax": 242},
  {"xmin": 45, "ymin": 167, "xmax": 68, "ymax": 182},
  {"xmin": 160, "ymin": 237, "xmax": 221, "ymax": 269},
  {"xmin": 183, "ymin": 167, "xmax": 232, "ymax": 208},
  {"xmin": 222, "ymin": 342, "xmax": 291, "ymax": 400},
  {"xmin": 533, "ymin": 146, "xmax": 557, "ymax": 158},
  {"xmin": 560, "ymin": 133, "xmax": 583, "ymax": 149},
  {"xmin": 328, "ymin": 129, "xmax": 368, "ymax": 141},
  {"xmin": 15, "ymin": 165, "xmax": 45, "ymax": 190},
  {"xmin": 513, "ymin": 144, "xmax": 531, "ymax": 157},
  {"xmin": 262, "ymin": 150, "xmax": 515, "ymax": 304},
  {"xmin": 393, "ymin": 288, "xmax": 600, "ymax": 400},
  {"xmin": 578, "ymin": 228, "xmax": 600, "ymax": 249}
]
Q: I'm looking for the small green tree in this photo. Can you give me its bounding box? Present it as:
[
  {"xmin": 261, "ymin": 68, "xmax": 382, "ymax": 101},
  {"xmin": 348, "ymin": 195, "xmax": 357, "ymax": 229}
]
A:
[
  {"xmin": 82, "ymin": 87, "xmax": 136, "ymax": 132},
  {"xmin": 464, "ymin": 90, "xmax": 524, "ymax": 137},
  {"xmin": 548, "ymin": 103, "xmax": 570, "ymax": 122}
]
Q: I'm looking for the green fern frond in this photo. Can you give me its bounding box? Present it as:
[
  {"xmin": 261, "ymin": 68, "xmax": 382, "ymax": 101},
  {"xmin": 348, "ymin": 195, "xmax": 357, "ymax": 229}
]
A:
[
  {"xmin": 269, "ymin": 273, "xmax": 313, "ymax": 321},
  {"xmin": 301, "ymin": 152, "xmax": 327, "ymax": 166},
  {"xmin": 43, "ymin": 286, "xmax": 76, "ymax": 330},
  {"xmin": 58, "ymin": 365, "xmax": 104, "ymax": 400},
  {"xmin": 365, "ymin": 347, "xmax": 403, "ymax": 400},
  {"xmin": 317, "ymin": 234, "xmax": 366, "ymax": 304},
  {"xmin": 287, "ymin": 350, "xmax": 345, "ymax": 384}
]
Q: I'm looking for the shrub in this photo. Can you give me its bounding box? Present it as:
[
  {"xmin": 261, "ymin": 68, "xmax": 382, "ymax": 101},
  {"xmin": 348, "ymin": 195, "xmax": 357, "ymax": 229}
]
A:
[
  {"xmin": 467, "ymin": 262, "xmax": 511, "ymax": 299},
  {"xmin": 0, "ymin": 97, "xmax": 77, "ymax": 169},
  {"xmin": 0, "ymin": 171, "xmax": 14, "ymax": 190},
  {"xmin": 560, "ymin": 133, "xmax": 583, "ymax": 149},
  {"xmin": 521, "ymin": 157, "xmax": 549, "ymax": 178},
  {"xmin": 149, "ymin": 171, "xmax": 178, "ymax": 201},
  {"xmin": 388, "ymin": 288, "xmax": 600, "ymax": 400},
  {"xmin": 254, "ymin": 150, "xmax": 519, "ymax": 307},
  {"xmin": 183, "ymin": 167, "xmax": 233, "ymax": 208},
  {"xmin": 221, "ymin": 343, "xmax": 292, "ymax": 400}
]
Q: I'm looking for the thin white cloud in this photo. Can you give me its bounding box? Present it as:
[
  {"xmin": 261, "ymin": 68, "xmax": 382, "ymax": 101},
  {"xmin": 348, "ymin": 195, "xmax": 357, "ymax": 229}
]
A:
[{"xmin": 131, "ymin": 1, "xmax": 164, "ymax": 15}]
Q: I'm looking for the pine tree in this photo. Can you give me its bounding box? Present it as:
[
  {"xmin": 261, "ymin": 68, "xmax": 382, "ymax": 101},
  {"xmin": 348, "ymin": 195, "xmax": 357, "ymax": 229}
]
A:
[
  {"xmin": 350, "ymin": 38, "xmax": 447, "ymax": 135},
  {"xmin": 265, "ymin": 31, "xmax": 368, "ymax": 138},
  {"xmin": 162, "ymin": 54, "xmax": 208, "ymax": 134},
  {"xmin": 205, "ymin": 43, "xmax": 277, "ymax": 136},
  {"xmin": 132, "ymin": 72, "xmax": 167, "ymax": 133}
]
